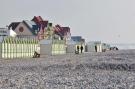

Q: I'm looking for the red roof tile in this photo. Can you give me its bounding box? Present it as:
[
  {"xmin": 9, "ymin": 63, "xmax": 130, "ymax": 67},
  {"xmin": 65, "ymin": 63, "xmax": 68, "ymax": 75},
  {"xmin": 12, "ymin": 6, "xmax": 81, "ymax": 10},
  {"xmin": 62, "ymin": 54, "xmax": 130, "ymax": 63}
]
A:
[{"xmin": 32, "ymin": 16, "xmax": 44, "ymax": 23}]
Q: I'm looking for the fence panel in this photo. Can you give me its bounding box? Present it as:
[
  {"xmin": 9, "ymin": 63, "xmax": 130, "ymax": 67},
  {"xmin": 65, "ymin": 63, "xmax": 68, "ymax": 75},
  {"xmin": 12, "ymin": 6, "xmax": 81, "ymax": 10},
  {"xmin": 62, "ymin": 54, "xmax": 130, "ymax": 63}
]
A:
[
  {"xmin": 52, "ymin": 40, "xmax": 66, "ymax": 55},
  {"xmin": 1, "ymin": 37, "xmax": 38, "ymax": 59}
]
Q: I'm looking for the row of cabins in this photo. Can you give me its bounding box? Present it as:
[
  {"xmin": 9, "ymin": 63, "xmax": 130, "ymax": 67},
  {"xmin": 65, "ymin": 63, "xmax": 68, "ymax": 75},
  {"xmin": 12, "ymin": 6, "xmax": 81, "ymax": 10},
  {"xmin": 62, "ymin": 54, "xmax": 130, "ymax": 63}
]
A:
[
  {"xmin": 0, "ymin": 16, "xmax": 111, "ymax": 58},
  {"xmin": 40, "ymin": 37, "xmax": 111, "ymax": 57},
  {"xmin": 0, "ymin": 36, "xmax": 110, "ymax": 59}
]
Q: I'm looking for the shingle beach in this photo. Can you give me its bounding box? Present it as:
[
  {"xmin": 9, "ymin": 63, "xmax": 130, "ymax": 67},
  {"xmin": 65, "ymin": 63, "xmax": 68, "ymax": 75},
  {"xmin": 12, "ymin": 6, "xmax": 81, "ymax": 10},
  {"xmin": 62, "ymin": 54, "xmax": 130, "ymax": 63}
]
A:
[{"xmin": 1, "ymin": 50, "xmax": 135, "ymax": 89}]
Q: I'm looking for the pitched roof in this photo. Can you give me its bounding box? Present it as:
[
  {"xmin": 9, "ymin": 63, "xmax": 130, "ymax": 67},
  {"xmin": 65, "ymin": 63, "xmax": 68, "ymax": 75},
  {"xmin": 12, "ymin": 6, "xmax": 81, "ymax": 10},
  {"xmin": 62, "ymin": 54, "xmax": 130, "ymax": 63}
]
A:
[
  {"xmin": 23, "ymin": 20, "xmax": 36, "ymax": 28},
  {"xmin": 54, "ymin": 25, "xmax": 71, "ymax": 40},
  {"xmin": 23, "ymin": 20, "xmax": 39, "ymax": 35},
  {"xmin": 32, "ymin": 16, "xmax": 44, "ymax": 23},
  {"xmin": 54, "ymin": 25, "xmax": 63, "ymax": 37},
  {"xmin": 62, "ymin": 27, "xmax": 70, "ymax": 32},
  {"xmin": 55, "ymin": 24, "xmax": 63, "ymax": 31},
  {"xmin": 62, "ymin": 27, "xmax": 70, "ymax": 34},
  {"xmin": 55, "ymin": 25, "xmax": 70, "ymax": 35},
  {"xmin": 40, "ymin": 21, "xmax": 48, "ymax": 28},
  {"xmin": 8, "ymin": 22, "xmax": 20, "ymax": 30},
  {"xmin": 32, "ymin": 16, "xmax": 48, "ymax": 29}
]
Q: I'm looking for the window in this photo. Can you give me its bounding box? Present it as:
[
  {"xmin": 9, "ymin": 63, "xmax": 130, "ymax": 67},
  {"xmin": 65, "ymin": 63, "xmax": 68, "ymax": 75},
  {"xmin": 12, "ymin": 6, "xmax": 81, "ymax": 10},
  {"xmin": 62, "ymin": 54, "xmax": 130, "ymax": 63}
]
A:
[{"xmin": 19, "ymin": 27, "xmax": 24, "ymax": 32}]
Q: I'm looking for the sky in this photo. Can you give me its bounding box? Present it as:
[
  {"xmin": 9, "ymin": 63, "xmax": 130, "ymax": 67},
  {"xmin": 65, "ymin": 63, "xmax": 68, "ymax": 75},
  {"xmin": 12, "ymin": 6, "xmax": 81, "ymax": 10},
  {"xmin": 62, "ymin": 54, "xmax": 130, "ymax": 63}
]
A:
[{"xmin": 0, "ymin": 0, "xmax": 135, "ymax": 43}]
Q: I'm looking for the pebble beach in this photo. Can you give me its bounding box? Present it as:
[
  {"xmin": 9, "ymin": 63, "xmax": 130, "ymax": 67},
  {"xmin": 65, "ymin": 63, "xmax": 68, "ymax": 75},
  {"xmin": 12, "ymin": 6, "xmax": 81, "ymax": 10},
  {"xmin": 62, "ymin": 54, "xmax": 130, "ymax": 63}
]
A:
[{"xmin": 1, "ymin": 50, "xmax": 135, "ymax": 89}]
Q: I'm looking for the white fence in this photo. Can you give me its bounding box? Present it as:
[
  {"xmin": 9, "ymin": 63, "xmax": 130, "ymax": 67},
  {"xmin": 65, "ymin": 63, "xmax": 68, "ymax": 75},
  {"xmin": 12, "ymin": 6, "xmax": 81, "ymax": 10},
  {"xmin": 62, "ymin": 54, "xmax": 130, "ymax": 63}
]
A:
[{"xmin": 0, "ymin": 37, "xmax": 38, "ymax": 59}]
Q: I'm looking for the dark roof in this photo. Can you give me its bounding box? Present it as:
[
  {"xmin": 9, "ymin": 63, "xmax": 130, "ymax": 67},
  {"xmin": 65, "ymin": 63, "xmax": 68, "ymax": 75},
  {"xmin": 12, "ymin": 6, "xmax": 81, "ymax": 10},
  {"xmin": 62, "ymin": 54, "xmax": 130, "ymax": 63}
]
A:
[
  {"xmin": 62, "ymin": 27, "xmax": 70, "ymax": 32},
  {"xmin": 40, "ymin": 21, "xmax": 48, "ymax": 28},
  {"xmin": 32, "ymin": 16, "xmax": 44, "ymax": 23},
  {"xmin": 61, "ymin": 27, "xmax": 70, "ymax": 36},
  {"xmin": 81, "ymin": 39, "xmax": 85, "ymax": 43},
  {"xmin": 32, "ymin": 16, "xmax": 48, "ymax": 29},
  {"xmin": 54, "ymin": 25, "xmax": 71, "ymax": 40},
  {"xmin": 71, "ymin": 36, "xmax": 82, "ymax": 42},
  {"xmin": 54, "ymin": 25, "xmax": 63, "ymax": 37},
  {"xmin": 55, "ymin": 24, "xmax": 63, "ymax": 31},
  {"xmin": 8, "ymin": 22, "xmax": 20, "ymax": 30}
]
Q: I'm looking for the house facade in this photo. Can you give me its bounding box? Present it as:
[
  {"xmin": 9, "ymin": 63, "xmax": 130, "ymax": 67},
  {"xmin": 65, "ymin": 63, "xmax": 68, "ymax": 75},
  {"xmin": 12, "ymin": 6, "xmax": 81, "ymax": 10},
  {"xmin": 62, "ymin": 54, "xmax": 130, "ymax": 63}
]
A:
[{"xmin": 14, "ymin": 21, "xmax": 38, "ymax": 37}]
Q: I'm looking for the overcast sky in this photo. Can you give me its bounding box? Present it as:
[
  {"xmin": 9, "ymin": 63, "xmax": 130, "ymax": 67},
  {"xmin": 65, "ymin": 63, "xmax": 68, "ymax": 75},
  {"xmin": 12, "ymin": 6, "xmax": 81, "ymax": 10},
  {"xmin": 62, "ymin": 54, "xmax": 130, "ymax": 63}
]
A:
[{"xmin": 0, "ymin": 0, "xmax": 135, "ymax": 43}]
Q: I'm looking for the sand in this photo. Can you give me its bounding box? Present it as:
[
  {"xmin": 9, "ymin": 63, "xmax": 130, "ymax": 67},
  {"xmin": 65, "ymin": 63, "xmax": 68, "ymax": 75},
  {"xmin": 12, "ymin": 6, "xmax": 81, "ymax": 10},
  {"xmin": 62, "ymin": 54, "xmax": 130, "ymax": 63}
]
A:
[{"xmin": 0, "ymin": 50, "xmax": 135, "ymax": 89}]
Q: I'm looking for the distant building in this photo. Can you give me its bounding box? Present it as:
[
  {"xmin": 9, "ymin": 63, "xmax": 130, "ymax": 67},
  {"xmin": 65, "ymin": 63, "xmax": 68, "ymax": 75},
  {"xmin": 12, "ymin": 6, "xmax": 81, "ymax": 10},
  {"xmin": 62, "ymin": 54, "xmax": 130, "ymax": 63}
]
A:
[
  {"xmin": 66, "ymin": 35, "xmax": 85, "ymax": 53},
  {"xmin": 0, "ymin": 28, "xmax": 16, "ymax": 37},
  {"xmin": 40, "ymin": 39, "xmax": 66, "ymax": 56},
  {"xmin": 32, "ymin": 16, "xmax": 48, "ymax": 29},
  {"xmin": 102, "ymin": 43, "xmax": 111, "ymax": 52},
  {"xmin": 0, "ymin": 28, "xmax": 8, "ymax": 36},
  {"xmin": 54, "ymin": 25, "xmax": 71, "ymax": 40},
  {"xmin": 62, "ymin": 27, "xmax": 71, "ymax": 40},
  {"xmin": 43, "ymin": 23, "xmax": 54, "ymax": 40},
  {"xmin": 86, "ymin": 41, "xmax": 102, "ymax": 52},
  {"xmin": 8, "ymin": 16, "xmax": 72, "ymax": 41},
  {"xmin": 71, "ymin": 36, "xmax": 85, "ymax": 43},
  {"xmin": 32, "ymin": 16, "xmax": 48, "ymax": 40},
  {"xmin": 13, "ymin": 20, "xmax": 39, "ymax": 37}
]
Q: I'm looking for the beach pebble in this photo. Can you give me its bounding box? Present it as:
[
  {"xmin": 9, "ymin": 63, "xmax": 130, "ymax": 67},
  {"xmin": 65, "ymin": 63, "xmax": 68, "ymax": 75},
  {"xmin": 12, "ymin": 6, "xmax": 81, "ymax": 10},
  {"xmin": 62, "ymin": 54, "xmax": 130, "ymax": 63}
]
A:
[{"xmin": 0, "ymin": 50, "xmax": 135, "ymax": 88}]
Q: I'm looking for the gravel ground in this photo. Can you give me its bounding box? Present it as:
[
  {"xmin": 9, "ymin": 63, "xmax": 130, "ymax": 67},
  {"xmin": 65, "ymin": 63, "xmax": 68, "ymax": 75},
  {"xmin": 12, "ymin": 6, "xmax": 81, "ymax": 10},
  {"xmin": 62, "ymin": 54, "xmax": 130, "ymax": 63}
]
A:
[{"xmin": 1, "ymin": 50, "xmax": 135, "ymax": 89}]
